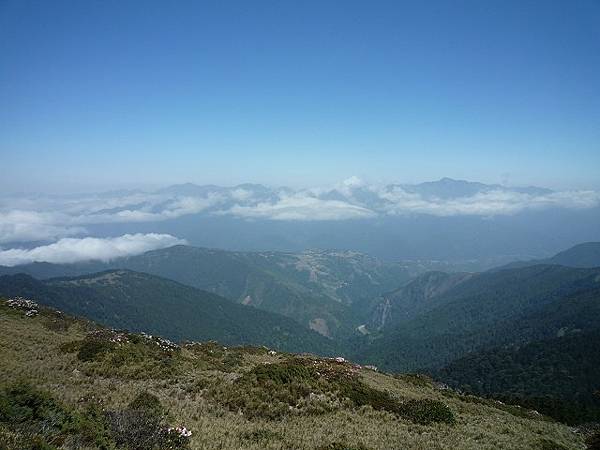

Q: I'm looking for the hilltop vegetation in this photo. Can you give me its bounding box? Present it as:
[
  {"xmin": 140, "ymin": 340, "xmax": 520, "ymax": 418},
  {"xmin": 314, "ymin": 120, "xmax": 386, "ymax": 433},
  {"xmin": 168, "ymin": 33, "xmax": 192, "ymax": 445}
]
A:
[{"xmin": 0, "ymin": 298, "xmax": 586, "ymax": 450}]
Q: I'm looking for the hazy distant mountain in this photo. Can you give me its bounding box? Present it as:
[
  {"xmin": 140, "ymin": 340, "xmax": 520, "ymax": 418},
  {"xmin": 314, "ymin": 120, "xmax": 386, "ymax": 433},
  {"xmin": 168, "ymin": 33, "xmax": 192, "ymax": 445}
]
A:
[
  {"xmin": 4, "ymin": 178, "xmax": 599, "ymax": 266},
  {"xmin": 0, "ymin": 270, "xmax": 336, "ymax": 354},
  {"xmin": 495, "ymin": 242, "xmax": 600, "ymax": 271},
  {"xmin": 396, "ymin": 177, "xmax": 553, "ymax": 200}
]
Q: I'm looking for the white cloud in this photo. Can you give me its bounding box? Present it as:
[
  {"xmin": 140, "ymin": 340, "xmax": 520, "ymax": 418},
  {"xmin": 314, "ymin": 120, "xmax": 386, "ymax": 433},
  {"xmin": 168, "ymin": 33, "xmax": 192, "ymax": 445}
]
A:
[
  {"xmin": 225, "ymin": 193, "xmax": 376, "ymax": 221},
  {"xmin": 0, "ymin": 233, "xmax": 185, "ymax": 266},
  {"xmin": 79, "ymin": 195, "xmax": 221, "ymax": 224},
  {"xmin": 0, "ymin": 192, "xmax": 224, "ymax": 243},
  {"xmin": 378, "ymin": 187, "xmax": 600, "ymax": 217},
  {"xmin": 0, "ymin": 210, "xmax": 86, "ymax": 244},
  {"xmin": 0, "ymin": 181, "xmax": 598, "ymax": 244}
]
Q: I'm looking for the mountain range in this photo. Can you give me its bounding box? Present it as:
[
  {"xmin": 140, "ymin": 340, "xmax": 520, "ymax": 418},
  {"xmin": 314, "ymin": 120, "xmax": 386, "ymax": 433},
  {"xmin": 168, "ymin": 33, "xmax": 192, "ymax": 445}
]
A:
[{"xmin": 0, "ymin": 245, "xmax": 411, "ymax": 338}]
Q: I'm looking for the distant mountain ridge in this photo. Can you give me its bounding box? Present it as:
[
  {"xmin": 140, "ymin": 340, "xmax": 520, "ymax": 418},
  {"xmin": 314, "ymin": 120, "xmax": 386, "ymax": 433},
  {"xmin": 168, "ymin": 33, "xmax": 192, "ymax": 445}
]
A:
[
  {"xmin": 396, "ymin": 177, "xmax": 553, "ymax": 200},
  {"xmin": 495, "ymin": 242, "xmax": 600, "ymax": 270},
  {"xmin": 5, "ymin": 177, "xmax": 599, "ymax": 265}
]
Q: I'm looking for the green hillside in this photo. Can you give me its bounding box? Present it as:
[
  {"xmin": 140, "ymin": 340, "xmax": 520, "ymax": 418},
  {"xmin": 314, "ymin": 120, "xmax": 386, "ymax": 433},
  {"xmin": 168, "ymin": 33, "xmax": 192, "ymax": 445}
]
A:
[
  {"xmin": 0, "ymin": 298, "xmax": 587, "ymax": 450},
  {"xmin": 356, "ymin": 265, "xmax": 600, "ymax": 371},
  {"xmin": 0, "ymin": 270, "xmax": 336, "ymax": 355}
]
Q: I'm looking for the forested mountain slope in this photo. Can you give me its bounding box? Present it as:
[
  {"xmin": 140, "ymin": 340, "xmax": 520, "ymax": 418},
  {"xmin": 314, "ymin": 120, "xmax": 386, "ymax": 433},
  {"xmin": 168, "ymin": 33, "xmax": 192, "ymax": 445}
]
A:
[
  {"xmin": 355, "ymin": 265, "xmax": 600, "ymax": 371},
  {"xmin": 434, "ymin": 329, "xmax": 600, "ymax": 425}
]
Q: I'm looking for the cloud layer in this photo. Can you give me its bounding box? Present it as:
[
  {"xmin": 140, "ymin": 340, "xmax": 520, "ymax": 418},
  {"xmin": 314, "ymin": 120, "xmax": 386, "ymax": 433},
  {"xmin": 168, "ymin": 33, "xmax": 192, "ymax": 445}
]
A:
[
  {"xmin": 0, "ymin": 233, "xmax": 185, "ymax": 266},
  {"xmin": 0, "ymin": 179, "xmax": 598, "ymax": 245}
]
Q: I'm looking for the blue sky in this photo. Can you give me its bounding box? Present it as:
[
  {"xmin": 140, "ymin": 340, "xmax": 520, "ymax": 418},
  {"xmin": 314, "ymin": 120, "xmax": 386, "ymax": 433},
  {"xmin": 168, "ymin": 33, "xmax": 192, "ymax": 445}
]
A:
[{"xmin": 1, "ymin": 0, "xmax": 599, "ymax": 192}]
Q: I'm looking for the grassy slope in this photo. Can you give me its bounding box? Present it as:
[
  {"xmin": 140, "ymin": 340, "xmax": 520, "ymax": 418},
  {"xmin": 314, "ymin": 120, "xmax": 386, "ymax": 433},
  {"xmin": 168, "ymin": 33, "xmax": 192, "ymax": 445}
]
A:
[{"xmin": 0, "ymin": 300, "xmax": 585, "ymax": 450}]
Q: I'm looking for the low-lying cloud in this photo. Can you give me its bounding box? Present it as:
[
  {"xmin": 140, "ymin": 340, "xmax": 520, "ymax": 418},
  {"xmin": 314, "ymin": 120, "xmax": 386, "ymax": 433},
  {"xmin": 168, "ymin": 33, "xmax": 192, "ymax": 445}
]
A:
[
  {"xmin": 377, "ymin": 187, "xmax": 600, "ymax": 217},
  {"xmin": 226, "ymin": 194, "xmax": 376, "ymax": 221},
  {"xmin": 0, "ymin": 179, "xmax": 598, "ymax": 245},
  {"xmin": 0, "ymin": 233, "xmax": 185, "ymax": 266}
]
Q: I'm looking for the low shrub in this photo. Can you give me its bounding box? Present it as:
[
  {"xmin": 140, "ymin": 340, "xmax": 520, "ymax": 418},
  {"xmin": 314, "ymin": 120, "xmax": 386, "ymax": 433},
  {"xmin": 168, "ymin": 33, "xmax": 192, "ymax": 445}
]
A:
[
  {"xmin": 537, "ymin": 438, "xmax": 569, "ymax": 450},
  {"xmin": 316, "ymin": 442, "xmax": 370, "ymax": 450},
  {"xmin": 77, "ymin": 338, "xmax": 115, "ymax": 362},
  {"xmin": 399, "ymin": 399, "xmax": 455, "ymax": 425},
  {"xmin": 0, "ymin": 383, "xmax": 190, "ymax": 450},
  {"xmin": 0, "ymin": 382, "xmax": 111, "ymax": 450},
  {"xmin": 211, "ymin": 357, "xmax": 456, "ymax": 424},
  {"xmin": 63, "ymin": 333, "xmax": 182, "ymax": 379},
  {"xmin": 105, "ymin": 409, "xmax": 168, "ymax": 450},
  {"xmin": 128, "ymin": 391, "xmax": 164, "ymax": 417},
  {"xmin": 105, "ymin": 391, "xmax": 189, "ymax": 450},
  {"xmin": 394, "ymin": 373, "xmax": 434, "ymax": 388},
  {"xmin": 40, "ymin": 310, "xmax": 75, "ymax": 332},
  {"xmin": 240, "ymin": 428, "xmax": 284, "ymax": 443},
  {"xmin": 338, "ymin": 379, "xmax": 399, "ymax": 413}
]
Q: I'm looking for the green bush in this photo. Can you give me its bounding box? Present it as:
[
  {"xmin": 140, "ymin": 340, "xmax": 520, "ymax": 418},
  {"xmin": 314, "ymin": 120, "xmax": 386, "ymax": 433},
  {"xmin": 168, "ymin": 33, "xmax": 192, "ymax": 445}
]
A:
[
  {"xmin": 399, "ymin": 399, "xmax": 455, "ymax": 425},
  {"xmin": 77, "ymin": 338, "xmax": 115, "ymax": 362},
  {"xmin": 395, "ymin": 373, "xmax": 434, "ymax": 388},
  {"xmin": 251, "ymin": 360, "xmax": 318, "ymax": 386},
  {"xmin": 338, "ymin": 379, "xmax": 399, "ymax": 413},
  {"xmin": 65, "ymin": 333, "xmax": 182, "ymax": 379},
  {"xmin": 240, "ymin": 429, "xmax": 284, "ymax": 443},
  {"xmin": 211, "ymin": 358, "xmax": 456, "ymax": 424},
  {"xmin": 105, "ymin": 393, "xmax": 189, "ymax": 450},
  {"xmin": 40, "ymin": 310, "xmax": 75, "ymax": 332},
  {"xmin": 0, "ymin": 383, "xmax": 111, "ymax": 450},
  {"xmin": 128, "ymin": 392, "xmax": 164, "ymax": 417}
]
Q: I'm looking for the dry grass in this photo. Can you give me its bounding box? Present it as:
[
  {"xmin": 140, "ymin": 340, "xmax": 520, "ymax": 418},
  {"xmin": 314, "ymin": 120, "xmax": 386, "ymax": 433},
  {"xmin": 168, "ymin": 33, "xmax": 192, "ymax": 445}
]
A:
[{"xmin": 0, "ymin": 302, "xmax": 586, "ymax": 450}]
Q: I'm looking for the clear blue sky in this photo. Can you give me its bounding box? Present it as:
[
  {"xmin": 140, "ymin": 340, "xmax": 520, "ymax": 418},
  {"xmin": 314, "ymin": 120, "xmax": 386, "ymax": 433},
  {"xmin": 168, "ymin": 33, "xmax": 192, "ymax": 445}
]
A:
[{"xmin": 1, "ymin": 0, "xmax": 599, "ymax": 192}]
